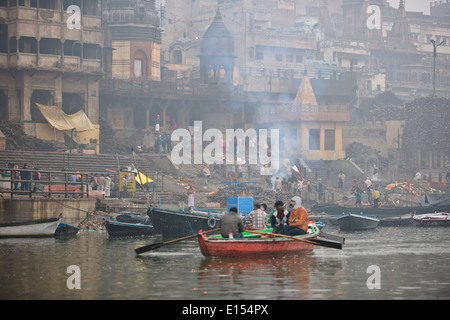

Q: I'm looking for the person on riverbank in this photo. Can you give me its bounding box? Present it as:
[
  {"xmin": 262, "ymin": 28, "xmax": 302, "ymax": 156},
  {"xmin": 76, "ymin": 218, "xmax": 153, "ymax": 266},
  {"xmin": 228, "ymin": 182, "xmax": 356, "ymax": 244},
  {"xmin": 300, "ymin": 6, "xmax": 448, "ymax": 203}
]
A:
[
  {"xmin": 20, "ymin": 163, "xmax": 30, "ymax": 194},
  {"xmin": 105, "ymin": 175, "xmax": 111, "ymax": 198},
  {"xmin": 283, "ymin": 196, "xmax": 309, "ymax": 236},
  {"xmin": 187, "ymin": 184, "xmax": 195, "ymax": 211},
  {"xmin": 246, "ymin": 203, "xmax": 267, "ymax": 230},
  {"xmin": 274, "ymin": 177, "xmax": 281, "ymax": 192},
  {"xmin": 338, "ymin": 171, "xmax": 345, "ymax": 189},
  {"xmin": 271, "ymin": 200, "xmax": 289, "ymax": 234},
  {"xmin": 32, "ymin": 166, "xmax": 40, "ymax": 193},
  {"xmin": 220, "ymin": 207, "xmax": 245, "ymax": 238},
  {"xmin": 12, "ymin": 165, "xmax": 20, "ymax": 193},
  {"xmin": 355, "ymin": 189, "xmax": 362, "ymax": 207},
  {"xmin": 372, "ymin": 188, "xmax": 381, "ymax": 208}
]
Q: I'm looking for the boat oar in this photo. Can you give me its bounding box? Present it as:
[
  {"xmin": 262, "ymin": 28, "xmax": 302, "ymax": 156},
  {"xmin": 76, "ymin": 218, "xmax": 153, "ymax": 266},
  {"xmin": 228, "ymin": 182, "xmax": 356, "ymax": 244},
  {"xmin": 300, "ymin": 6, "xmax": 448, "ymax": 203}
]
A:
[
  {"xmin": 135, "ymin": 228, "xmax": 220, "ymax": 255},
  {"xmin": 246, "ymin": 231, "xmax": 342, "ymax": 250},
  {"xmin": 318, "ymin": 231, "xmax": 345, "ymax": 244}
]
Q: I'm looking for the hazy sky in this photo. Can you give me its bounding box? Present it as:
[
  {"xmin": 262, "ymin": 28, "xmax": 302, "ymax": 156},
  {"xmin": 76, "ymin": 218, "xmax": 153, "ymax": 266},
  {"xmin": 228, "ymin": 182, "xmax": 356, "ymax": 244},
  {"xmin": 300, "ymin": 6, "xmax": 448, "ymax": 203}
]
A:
[{"xmin": 387, "ymin": 0, "xmax": 438, "ymax": 15}]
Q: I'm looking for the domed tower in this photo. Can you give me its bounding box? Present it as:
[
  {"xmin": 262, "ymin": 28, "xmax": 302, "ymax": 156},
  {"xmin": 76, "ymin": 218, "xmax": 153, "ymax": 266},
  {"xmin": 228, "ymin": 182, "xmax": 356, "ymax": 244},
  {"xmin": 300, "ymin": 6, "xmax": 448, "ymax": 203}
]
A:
[
  {"xmin": 199, "ymin": 10, "xmax": 236, "ymax": 85},
  {"xmin": 103, "ymin": 0, "xmax": 161, "ymax": 81}
]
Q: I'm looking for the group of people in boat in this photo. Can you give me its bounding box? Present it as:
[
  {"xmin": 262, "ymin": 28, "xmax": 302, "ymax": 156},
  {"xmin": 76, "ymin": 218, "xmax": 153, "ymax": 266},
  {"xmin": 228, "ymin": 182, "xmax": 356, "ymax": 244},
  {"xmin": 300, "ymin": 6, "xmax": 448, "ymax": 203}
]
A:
[{"xmin": 219, "ymin": 196, "xmax": 309, "ymax": 239}]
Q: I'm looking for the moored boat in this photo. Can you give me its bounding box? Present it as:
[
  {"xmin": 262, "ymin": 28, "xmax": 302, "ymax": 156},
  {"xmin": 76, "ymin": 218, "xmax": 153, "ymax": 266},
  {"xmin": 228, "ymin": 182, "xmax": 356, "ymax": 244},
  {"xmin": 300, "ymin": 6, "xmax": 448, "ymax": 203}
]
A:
[
  {"xmin": 105, "ymin": 220, "xmax": 156, "ymax": 237},
  {"xmin": 311, "ymin": 203, "xmax": 450, "ymax": 218},
  {"xmin": 116, "ymin": 214, "xmax": 150, "ymax": 225},
  {"xmin": 0, "ymin": 216, "xmax": 61, "ymax": 237},
  {"xmin": 378, "ymin": 215, "xmax": 414, "ymax": 227},
  {"xmin": 148, "ymin": 207, "xmax": 224, "ymax": 238},
  {"xmin": 413, "ymin": 212, "xmax": 450, "ymax": 227},
  {"xmin": 197, "ymin": 226, "xmax": 320, "ymax": 258},
  {"xmin": 55, "ymin": 223, "xmax": 80, "ymax": 237},
  {"xmin": 337, "ymin": 213, "xmax": 379, "ymax": 231}
]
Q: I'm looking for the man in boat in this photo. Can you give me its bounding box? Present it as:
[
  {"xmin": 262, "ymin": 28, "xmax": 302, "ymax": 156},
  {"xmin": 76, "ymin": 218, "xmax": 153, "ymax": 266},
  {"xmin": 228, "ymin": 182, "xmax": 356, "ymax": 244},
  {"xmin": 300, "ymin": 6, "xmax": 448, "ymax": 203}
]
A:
[
  {"xmin": 282, "ymin": 196, "xmax": 309, "ymax": 236},
  {"xmin": 246, "ymin": 203, "xmax": 267, "ymax": 230},
  {"xmin": 220, "ymin": 207, "xmax": 245, "ymax": 238},
  {"xmin": 271, "ymin": 200, "xmax": 289, "ymax": 234}
]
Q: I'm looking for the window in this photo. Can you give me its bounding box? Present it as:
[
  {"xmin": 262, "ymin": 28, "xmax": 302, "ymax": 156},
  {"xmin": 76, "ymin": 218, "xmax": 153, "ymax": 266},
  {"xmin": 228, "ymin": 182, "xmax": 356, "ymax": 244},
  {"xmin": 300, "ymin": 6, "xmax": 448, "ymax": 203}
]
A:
[
  {"xmin": 276, "ymin": 53, "xmax": 282, "ymax": 62},
  {"xmin": 172, "ymin": 50, "xmax": 182, "ymax": 64},
  {"xmin": 40, "ymin": 38, "xmax": 61, "ymax": 55},
  {"xmin": 248, "ymin": 47, "xmax": 254, "ymax": 61},
  {"xmin": 133, "ymin": 51, "xmax": 147, "ymax": 79},
  {"xmin": 256, "ymin": 51, "xmax": 264, "ymax": 60},
  {"xmin": 286, "ymin": 54, "xmax": 293, "ymax": 63},
  {"xmin": 134, "ymin": 59, "xmax": 143, "ymax": 78},
  {"xmin": 309, "ymin": 129, "xmax": 320, "ymax": 150},
  {"xmin": 290, "ymin": 129, "xmax": 297, "ymax": 150},
  {"xmin": 324, "ymin": 130, "xmax": 335, "ymax": 150},
  {"xmin": 296, "ymin": 55, "xmax": 303, "ymax": 63}
]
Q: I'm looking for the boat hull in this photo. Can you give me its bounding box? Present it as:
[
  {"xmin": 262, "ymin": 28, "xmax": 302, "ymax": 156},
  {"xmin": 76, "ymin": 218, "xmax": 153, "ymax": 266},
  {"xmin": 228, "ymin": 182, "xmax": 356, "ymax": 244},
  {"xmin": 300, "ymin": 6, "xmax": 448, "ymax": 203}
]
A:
[
  {"xmin": 55, "ymin": 223, "xmax": 80, "ymax": 236},
  {"xmin": 197, "ymin": 229, "xmax": 319, "ymax": 258},
  {"xmin": 413, "ymin": 212, "xmax": 450, "ymax": 227},
  {"xmin": 311, "ymin": 205, "xmax": 450, "ymax": 218},
  {"xmin": 116, "ymin": 214, "xmax": 150, "ymax": 225},
  {"xmin": 105, "ymin": 220, "xmax": 156, "ymax": 237},
  {"xmin": 337, "ymin": 214, "xmax": 379, "ymax": 231},
  {"xmin": 0, "ymin": 217, "xmax": 61, "ymax": 237},
  {"xmin": 148, "ymin": 207, "xmax": 221, "ymax": 238},
  {"xmin": 378, "ymin": 216, "xmax": 414, "ymax": 227}
]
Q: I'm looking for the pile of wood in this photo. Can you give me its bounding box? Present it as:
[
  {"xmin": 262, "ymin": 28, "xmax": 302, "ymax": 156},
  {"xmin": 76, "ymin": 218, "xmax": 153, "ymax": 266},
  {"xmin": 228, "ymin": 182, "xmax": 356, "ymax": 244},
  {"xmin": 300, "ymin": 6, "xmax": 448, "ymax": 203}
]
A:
[
  {"xmin": 385, "ymin": 180, "xmax": 439, "ymax": 196},
  {"xmin": 0, "ymin": 120, "xmax": 64, "ymax": 152}
]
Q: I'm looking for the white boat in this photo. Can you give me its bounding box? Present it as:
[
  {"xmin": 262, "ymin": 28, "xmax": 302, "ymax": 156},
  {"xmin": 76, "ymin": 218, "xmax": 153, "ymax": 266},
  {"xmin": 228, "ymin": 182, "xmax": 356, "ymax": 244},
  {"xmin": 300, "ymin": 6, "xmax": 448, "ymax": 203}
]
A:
[
  {"xmin": 413, "ymin": 212, "xmax": 450, "ymax": 227},
  {"xmin": 0, "ymin": 216, "xmax": 62, "ymax": 237}
]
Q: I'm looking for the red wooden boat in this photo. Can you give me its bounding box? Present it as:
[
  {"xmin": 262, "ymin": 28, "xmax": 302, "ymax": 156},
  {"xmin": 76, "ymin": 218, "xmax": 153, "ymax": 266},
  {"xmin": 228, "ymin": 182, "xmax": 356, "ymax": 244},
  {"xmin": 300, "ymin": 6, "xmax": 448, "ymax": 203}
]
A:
[{"xmin": 197, "ymin": 226, "xmax": 320, "ymax": 258}]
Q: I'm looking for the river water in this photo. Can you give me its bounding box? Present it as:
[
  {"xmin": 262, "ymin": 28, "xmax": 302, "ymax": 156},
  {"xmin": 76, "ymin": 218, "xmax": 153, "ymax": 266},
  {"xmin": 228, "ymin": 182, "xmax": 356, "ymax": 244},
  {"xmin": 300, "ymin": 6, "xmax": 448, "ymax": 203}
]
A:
[{"xmin": 1, "ymin": 225, "xmax": 449, "ymax": 300}]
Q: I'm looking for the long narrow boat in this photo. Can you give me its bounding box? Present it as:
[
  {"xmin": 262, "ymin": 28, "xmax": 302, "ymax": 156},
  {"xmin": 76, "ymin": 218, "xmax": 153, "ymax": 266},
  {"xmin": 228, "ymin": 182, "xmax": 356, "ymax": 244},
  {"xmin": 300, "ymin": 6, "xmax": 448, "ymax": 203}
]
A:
[
  {"xmin": 105, "ymin": 220, "xmax": 156, "ymax": 237},
  {"xmin": 413, "ymin": 212, "xmax": 450, "ymax": 227},
  {"xmin": 197, "ymin": 226, "xmax": 320, "ymax": 258},
  {"xmin": 337, "ymin": 213, "xmax": 379, "ymax": 231},
  {"xmin": 378, "ymin": 215, "xmax": 414, "ymax": 227},
  {"xmin": 311, "ymin": 204, "xmax": 450, "ymax": 218},
  {"xmin": 148, "ymin": 207, "xmax": 223, "ymax": 238},
  {"xmin": 0, "ymin": 216, "xmax": 61, "ymax": 237}
]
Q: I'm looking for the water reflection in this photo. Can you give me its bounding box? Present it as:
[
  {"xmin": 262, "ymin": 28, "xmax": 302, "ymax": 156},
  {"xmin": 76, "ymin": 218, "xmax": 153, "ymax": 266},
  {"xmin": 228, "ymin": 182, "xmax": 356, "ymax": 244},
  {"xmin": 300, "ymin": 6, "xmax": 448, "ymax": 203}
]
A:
[
  {"xmin": 1, "ymin": 226, "xmax": 450, "ymax": 299},
  {"xmin": 197, "ymin": 254, "xmax": 317, "ymax": 299}
]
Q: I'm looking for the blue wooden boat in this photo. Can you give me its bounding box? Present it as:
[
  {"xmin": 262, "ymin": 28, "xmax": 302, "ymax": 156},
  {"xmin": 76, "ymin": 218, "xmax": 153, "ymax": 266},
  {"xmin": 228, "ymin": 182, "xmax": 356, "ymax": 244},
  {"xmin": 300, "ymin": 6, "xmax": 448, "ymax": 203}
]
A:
[
  {"xmin": 337, "ymin": 212, "xmax": 379, "ymax": 231},
  {"xmin": 55, "ymin": 223, "xmax": 80, "ymax": 236}
]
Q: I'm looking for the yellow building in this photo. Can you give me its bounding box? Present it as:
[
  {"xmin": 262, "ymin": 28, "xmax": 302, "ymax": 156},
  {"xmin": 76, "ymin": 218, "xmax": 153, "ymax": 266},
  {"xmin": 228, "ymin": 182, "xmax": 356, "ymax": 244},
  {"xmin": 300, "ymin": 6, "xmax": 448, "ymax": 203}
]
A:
[{"xmin": 254, "ymin": 75, "xmax": 350, "ymax": 161}]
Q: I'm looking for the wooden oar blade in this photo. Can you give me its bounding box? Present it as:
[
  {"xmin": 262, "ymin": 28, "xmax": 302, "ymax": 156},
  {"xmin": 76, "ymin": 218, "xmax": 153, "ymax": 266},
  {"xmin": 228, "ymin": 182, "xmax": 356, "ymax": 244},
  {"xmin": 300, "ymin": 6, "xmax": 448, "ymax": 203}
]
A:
[
  {"xmin": 135, "ymin": 228, "xmax": 220, "ymax": 255},
  {"xmin": 246, "ymin": 230, "xmax": 343, "ymax": 250},
  {"xmin": 135, "ymin": 242, "xmax": 165, "ymax": 254},
  {"xmin": 319, "ymin": 231, "xmax": 345, "ymax": 244},
  {"xmin": 311, "ymin": 237, "xmax": 343, "ymax": 250}
]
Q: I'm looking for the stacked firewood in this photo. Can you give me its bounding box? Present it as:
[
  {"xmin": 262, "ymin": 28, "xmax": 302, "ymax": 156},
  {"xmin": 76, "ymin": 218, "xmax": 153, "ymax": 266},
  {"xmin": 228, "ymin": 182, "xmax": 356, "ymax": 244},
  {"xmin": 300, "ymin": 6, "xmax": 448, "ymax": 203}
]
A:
[{"xmin": 0, "ymin": 120, "xmax": 63, "ymax": 151}]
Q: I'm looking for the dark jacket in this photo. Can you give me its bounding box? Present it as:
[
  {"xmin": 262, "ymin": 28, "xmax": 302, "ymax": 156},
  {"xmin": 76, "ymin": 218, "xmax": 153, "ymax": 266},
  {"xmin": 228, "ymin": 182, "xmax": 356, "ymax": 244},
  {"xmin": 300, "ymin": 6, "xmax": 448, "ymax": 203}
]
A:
[{"xmin": 220, "ymin": 212, "xmax": 245, "ymax": 238}]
